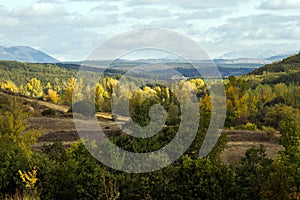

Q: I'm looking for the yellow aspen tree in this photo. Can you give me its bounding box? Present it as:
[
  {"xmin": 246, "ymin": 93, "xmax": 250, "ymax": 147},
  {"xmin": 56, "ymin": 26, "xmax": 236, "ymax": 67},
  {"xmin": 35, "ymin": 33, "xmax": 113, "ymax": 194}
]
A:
[
  {"xmin": 25, "ymin": 78, "xmax": 43, "ymax": 98},
  {"xmin": 63, "ymin": 78, "xmax": 83, "ymax": 106},
  {"xmin": 0, "ymin": 80, "xmax": 19, "ymax": 93},
  {"xmin": 46, "ymin": 89, "xmax": 59, "ymax": 104}
]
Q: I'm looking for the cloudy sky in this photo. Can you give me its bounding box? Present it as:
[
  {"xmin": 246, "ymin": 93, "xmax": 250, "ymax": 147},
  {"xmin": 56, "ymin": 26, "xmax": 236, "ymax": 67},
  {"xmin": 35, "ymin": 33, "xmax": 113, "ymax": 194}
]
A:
[{"xmin": 0, "ymin": 0, "xmax": 299, "ymax": 61}]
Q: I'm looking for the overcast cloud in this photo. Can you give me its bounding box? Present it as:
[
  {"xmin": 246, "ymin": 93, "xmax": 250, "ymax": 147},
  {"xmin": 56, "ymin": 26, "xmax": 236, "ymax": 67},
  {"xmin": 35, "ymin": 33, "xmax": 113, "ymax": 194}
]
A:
[
  {"xmin": 259, "ymin": 0, "xmax": 300, "ymax": 9},
  {"xmin": 0, "ymin": 0, "xmax": 299, "ymax": 61}
]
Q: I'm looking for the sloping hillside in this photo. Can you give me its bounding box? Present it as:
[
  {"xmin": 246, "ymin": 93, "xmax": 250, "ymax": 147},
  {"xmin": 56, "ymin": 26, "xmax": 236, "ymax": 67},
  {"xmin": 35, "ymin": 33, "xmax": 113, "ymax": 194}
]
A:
[
  {"xmin": 0, "ymin": 60, "xmax": 78, "ymax": 87},
  {"xmin": 249, "ymin": 52, "xmax": 300, "ymax": 75},
  {"xmin": 247, "ymin": 52, "xmax": 300, "ymax": 85}
]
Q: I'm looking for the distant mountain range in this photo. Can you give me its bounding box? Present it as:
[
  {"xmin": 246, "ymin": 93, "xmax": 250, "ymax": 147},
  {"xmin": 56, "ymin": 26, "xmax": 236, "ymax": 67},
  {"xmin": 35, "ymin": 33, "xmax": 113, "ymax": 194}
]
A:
[
  {"xmin": 264, "ymin": 52, "xmax": 300, "ymax": 63},
  {"xmin": 0, "ymin": 45, "xmax": 299, "ymax": 80},
  {"xmin": 0, "ymin": 46, "xmax": 59, "ymax": 63},
  {"xmin": 82, "ymin": 52, "xmax": 300, "ymax": 67},
  {"xmin": 218, "ymin": 50, "xmax": 299, "ymax": 63},
  {"xmin": 0, "ymin": 45, "xmax": 298, "ymax": 66}
]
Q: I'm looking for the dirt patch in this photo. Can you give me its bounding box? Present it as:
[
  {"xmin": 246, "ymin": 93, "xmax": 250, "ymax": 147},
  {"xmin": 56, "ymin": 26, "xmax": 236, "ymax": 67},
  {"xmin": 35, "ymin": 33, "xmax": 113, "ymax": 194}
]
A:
[
  {"xmin": 220, "ymin": 130, "xmax": 283, "ymax": 166},
  {"xmin": 28, "ymin": 115, "xmax": 123, "ymax": 150},
  {"xmin": 38, "ymin": 130, "xmax": 79, "ymax": 142},
  {"xmin": 223, "ymin": 129, "xmax": 280, "ymax": 143}
]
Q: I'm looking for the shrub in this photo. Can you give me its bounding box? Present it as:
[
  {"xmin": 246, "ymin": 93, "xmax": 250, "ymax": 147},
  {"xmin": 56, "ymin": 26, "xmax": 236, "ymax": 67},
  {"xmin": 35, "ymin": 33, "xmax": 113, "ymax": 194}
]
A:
[
  {"xmin": 261, "ymin": 126, "xmax": 277, "ymax": 141},
  {"xmin": 241, "ymin": 122, "xmax": 259, "ymax": 131},
  {"xmin": 70, "ymin": 100, "xmax": 95, "ymax": 117},
  {"xmin": 37, "ymin": 142, "xmax": 118, "ymax": 200},
  {"xmin": 41, "ymin": 108, "xmax": 56, "ymax": 116}
]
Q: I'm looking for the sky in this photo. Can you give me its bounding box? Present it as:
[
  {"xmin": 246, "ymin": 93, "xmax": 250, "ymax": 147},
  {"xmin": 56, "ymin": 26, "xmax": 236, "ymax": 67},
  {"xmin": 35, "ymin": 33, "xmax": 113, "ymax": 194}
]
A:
[{"xmin": 0, "ymin": 0, "xmax": 300, "ymax": 61}]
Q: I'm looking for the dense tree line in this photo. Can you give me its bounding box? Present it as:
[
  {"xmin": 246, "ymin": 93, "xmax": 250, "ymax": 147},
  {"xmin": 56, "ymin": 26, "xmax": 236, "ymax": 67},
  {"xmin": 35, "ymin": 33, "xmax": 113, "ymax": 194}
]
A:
[
  {"xmin": 1, "ymin": 96, "xmax": 300, "ymax": 199},
  {"xmin": 0, "ymin": 61, "xmax": 78, "ymax": 91},
  {"xmin": 1, "ymin": 67, "xmax": 300, "ymax": 130}
]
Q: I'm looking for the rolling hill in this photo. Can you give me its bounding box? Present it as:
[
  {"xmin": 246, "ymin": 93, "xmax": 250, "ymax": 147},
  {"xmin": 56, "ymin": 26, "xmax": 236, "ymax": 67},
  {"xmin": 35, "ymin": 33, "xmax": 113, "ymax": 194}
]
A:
[
  {"xmin": 249, "ymin": 52, "xmax": 300, "ymax": 75},
  {"xmin": 248, "ymin": 52, "xmax": 300, "ymax": 85}
]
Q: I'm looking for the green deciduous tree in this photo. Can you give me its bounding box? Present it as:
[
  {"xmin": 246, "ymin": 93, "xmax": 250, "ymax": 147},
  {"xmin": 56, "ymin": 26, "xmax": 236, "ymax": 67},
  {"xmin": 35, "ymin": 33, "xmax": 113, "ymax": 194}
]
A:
[
  {"xmin": 265, "ymin": 104, "xmax": 299, "ymax": 128},
  {"xmin": 278, "ymin": 117, "xmax": 300, "ymax": 195},
  {"xmin": 236, "ymin": 145, "xmax": 273, "ymax": 200},
  {"xmin": 0, "ymin": 97, "xmax": 42, "ymax": 155},
  {"xmin": 174, "ymin": 156, "xmax": 236, "ymax": 200},
  {"xmin": 0, "ymin": 97, "xmax": 41, "ymax": 198}
]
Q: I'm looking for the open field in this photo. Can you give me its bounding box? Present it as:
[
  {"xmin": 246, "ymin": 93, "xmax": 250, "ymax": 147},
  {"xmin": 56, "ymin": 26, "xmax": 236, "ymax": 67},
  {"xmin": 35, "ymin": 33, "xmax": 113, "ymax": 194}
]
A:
[
  {"xmin": 1, "ymin": 89, "xmax": 283, "ymax": 164},
  {"xmin": 28, "ymin": 113, "xmax": 282, "ymax": 164},
  {"xmin": 221, "ymin": 130, "xmax": 282, "ymax": 165}
]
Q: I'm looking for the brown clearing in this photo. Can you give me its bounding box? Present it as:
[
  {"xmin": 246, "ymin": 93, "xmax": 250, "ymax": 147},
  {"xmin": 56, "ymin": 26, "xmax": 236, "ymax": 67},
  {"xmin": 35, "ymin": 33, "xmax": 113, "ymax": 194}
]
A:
[{"xmin": 1, "ymin": 90, "xmax": 283, "ymax": 164}]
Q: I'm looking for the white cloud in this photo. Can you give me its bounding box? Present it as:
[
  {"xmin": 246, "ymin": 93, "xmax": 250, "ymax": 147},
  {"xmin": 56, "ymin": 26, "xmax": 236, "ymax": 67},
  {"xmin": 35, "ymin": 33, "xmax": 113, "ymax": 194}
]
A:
[
  {"xmin": 181, "ymin": 9, "xmax": 230, "ymax": 20},
  {"xmin": 68, "ymin": 0, "xmax": 123, "ymax": 3},
  {"xmin": 124, "ymin": 7, "xmax": 172, "ymax": 19},
  {"xmin": 259, "ymin": 0, "xmax": 300, "ymax": 9},
  {"xmin": 69, "ymin": 0, "xmax": 122, "ymax": 1},
  {"xmin": 91, "ymin": 4, "xmax": 119, "ymax": 12},
  {"xmin": 73, "ymin": 14, "xmax": 119, "ymax": 27},
  {"xmin": 208, "ymin": 14, "xmax": 300, "ymax": 42},
  {"xmin": 146, "ymin": 19, "xmax": 192, "ymax": 29},
  {"xmin": 12, "ymin": 2, "xmax": 68, "ymax": 18},
  {"xmin": 0, "ymin": 0, "xmax": 299, "ymax": 60},
  {"xmin": 0, "ymin": 2, "xmax": 114, "ymax": 60},
  {"xmin": 290, "ymin": 25, "xmax": 300, "ymax": 38},
  {"xmin": 0, "ymin": 6, "xmax": 20, "ymax": 27},
  {"xmin": 127, "ymin": 0, "xmax": 237, "ymax": 9},
  {"xmin": 88, "ymin": 28, "xmax": 212, "ymax": 60}
]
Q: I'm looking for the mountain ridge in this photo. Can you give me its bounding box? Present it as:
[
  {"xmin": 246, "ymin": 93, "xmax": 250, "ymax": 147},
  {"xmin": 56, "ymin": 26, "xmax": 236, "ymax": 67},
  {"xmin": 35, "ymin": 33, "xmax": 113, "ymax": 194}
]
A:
[
  {"xmin": 217, "ymin": 49, "xmax": 299, "ymax": 61},
  {"xmin": 0, "ymin": 46, "xmax": 59, "ymax": 63}
]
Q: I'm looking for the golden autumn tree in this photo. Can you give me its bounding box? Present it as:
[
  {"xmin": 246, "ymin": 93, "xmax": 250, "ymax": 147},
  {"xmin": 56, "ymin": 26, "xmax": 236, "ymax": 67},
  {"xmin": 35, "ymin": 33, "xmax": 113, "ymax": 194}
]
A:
[
  {"xmin": 43, "ymin": 82, "xmax": 59, "ymax": 103},
  {"xmin": 95, "ymin": 83, "xmax": 105, "ymax": 111},
  {"xmin": 0, "ymin": 80, "xmax": 19, "ymax": 93},
  {"xmin": 45, "ymin": 89, "xmax": 59, "ymax": 104},
  {"xmin": 63, "ymin": 78, "xmax": 83, "ymax": 106},
  {"xmin": 226, "ymin": 85, "xmax": 249, "ymax": 126},
  {"xmin": 25, "ymin": 78, "xmax": 43, "ymax": 98},
  {"xmin": 199, "ymin": 94, "xmax": 212, "ymax": 130}
]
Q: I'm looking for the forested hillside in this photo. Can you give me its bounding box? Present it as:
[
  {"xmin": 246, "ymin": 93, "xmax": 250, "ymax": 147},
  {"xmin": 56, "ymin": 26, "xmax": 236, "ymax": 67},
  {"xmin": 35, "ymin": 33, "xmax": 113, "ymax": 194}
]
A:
[
  {"xmin": 0, "ymin": 61, "xmax": 77, "ymax": 90},
  {"xmin": 1, "ymin": 54, "xmax": 300, "ymax": 199},
  {"xmin": 250, "ymin": 53, "xmax": 300, "ymax": 75},
  {"xmin": 248, "ymin": 53, "xmax": 300, "ymax": 84}
]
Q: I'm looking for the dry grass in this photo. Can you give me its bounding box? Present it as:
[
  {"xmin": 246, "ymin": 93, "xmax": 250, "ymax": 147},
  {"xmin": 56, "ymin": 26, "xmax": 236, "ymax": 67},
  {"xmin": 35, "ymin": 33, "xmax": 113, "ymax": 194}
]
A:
[
  {"xmin": 220, "ymin": 130, "xmax": 283, "ymax": 165},
  {"xmin": 2, "ymin": 91, "xmax": 284, "ymax": 164},
  {"xmin": 28, "ymin": 114, "xmax": 123, "ymax": 150}
]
